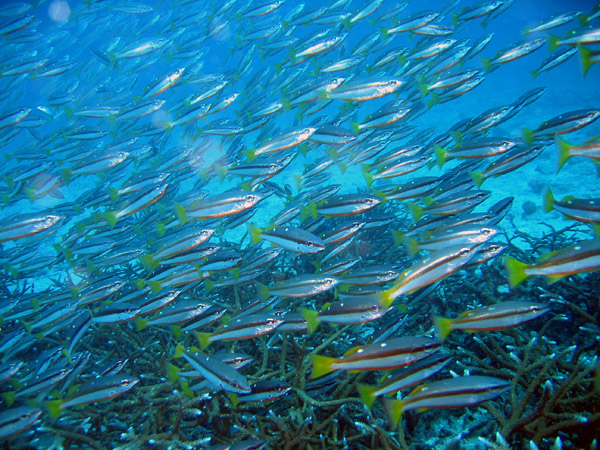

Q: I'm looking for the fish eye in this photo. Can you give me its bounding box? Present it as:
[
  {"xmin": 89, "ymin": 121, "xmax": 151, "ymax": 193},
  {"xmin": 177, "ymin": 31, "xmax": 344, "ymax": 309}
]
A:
[
  {"xmin": 459, "ymin": 248, "xmax": 470, "ymax": 256},
  {"xmin": 120, "ymin": 379, "xmax": 130, "ymax": 386}
]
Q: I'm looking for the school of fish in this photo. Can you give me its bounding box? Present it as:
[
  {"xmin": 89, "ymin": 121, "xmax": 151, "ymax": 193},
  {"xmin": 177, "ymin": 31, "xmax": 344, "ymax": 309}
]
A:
[{"xmin": 1, "ymin": 0, "xmax": 599, "ymax": 449}]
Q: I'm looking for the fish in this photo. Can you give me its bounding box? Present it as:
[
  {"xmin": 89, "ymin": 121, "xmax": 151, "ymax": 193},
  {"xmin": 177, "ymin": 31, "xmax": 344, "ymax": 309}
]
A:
[
  {"xmin": 258, "ymin": 274, "xmax": 339, "ymax": 299},
  {"xmin": 177, "ymin": 350, "xmax": 251, "ymax": 394},
  {"xmin": 530, "ymin": 47, "xmax": 577, "ymax": 79},
  {"xmin": 321, "ymin": 78, "xmax": 405, "ymax": 102},
  {"xmin": 379, "ymin": 244, "xmax": 484, "ymax": 303},
  {"xmin": 544, "ymin": 189, "xmax": 600, "ymax": 224},
  {"xmin": 434, "ymin": 137, "xmax": 520, "ymax": 167},
  {"xmin": 522, "ymin": 109, "xmax": 600, "ymax": 145},
  {"xmin": 46, "ymin": 374, "xmax": 139, "ymax": 419},
  {"xmin": 358, "ymin": 354, "xmax": 453, "ymax": 408},
  {"xmin": 482, "ymin": 37, "xmax": 546, "ymax": 72},
  {"xmin": 0, "ymin": 406, "xmax": 42, "ymax": 439},
  {"xmin": 195, "ymin": 311, "xmax": 285, "ymax": 349},
  {"xmin": 578, "ymin": 44, "xmax": 600, "ymax": 76},
  {"xmin": 434, "ymin": 300, "xmax": 551, "ymax": 340},
  {"xmin": 554, "ymin": 135, "xmax": 600, "ymax": 171},
  {"xmin": 176, "ymin": 189, "xmax": 266, "ymax": 223},
  {"xmin": 311, "ymin": 193, "xmax": 382, "ymax": 217},
  {"xmin": 229, "ymin": 379, "xmax": 292, "ymax": 406},
  {"xmin": 548, "ymin": 28, "xmax": 600, "ymax": 51},
  {"xmin": 384, "ymin": 376, "xmax": 511, "ymax": 426},
  {"xmin": 381, "ymin": 11, "xmax": 439, "ymax": 36},
  {"xmin": 311, "ymin": 336, "xmax": 441, "ymax": 378},
  {"xmin": 300, "ymin": 295, "xmax": 392, "ymax": 333},
  {"xmin": 505, "ymin": 238, "xmax": 600, "ymax": 286},
  {"xmin": 0, "ymin": 212, "xmax": 62, "ymax": 243},
  {"xmin": 402, "ymin": 224, "xmax": 498, "ymax": 256},
  {"xmin": 470, "ymin": 143, "xmax": 545, "ymax": 187},
  {"xmin": 247, "ymin": 224, "xmax": 325, "ymax": 254}
]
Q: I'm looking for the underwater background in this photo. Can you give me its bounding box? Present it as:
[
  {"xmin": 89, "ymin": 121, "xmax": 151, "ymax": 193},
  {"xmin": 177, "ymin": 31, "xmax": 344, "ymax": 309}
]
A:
[{"xmin": 1, "ymin": 0, "xmax": 600, "ymax": 449}]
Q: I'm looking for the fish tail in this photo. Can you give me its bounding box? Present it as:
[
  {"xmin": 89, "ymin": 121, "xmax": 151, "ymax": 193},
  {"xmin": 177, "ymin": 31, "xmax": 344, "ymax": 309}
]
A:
[
  {"xmin": 3, "ymin": 391, "xmax": 15, "ymax": 407},
  {"xmin": 434, "ymin": 145, "xmax": 447, "ymax": 168},
  {"xmin": 349, "ymin": 120, "xmax": 361, "ymax": 136},
  {"xmin": 47, "ymin": 399, "xmax": 64, "ymax": 420},
  {"xmin": 171, "ymin": 325, "xmax": 183, "ymax": 339},
  {"xmin": 358, "ymin": 383, "xmax": 378, "ymax": 409},
  {"xmin": 64, "ymin": 106, "xmax": 74, "ymax": 119},
  {"xmin": 451, "ymin": 12, "xmax": 459, "ymax": 27},
  {"xmin": 481, "ymin": 57, "xmax": 492, "ymax": 73},
  {"xmin": 377, "ymin": 288, "xmax": 395, "ymax": 309},
  {"xmin": 450, "ymin": 131, "xmax": 463, "ymax": 143},
  {"xmin": 392, "ymin": 230, "xmax": 404, "ymax": 246},
  {"xmin": 471, "ymin": 171, "xmax": 485, "ymax": 188},
  {"xmin": 181, "ymin": 381, "xmax": 194, "ymax": 398},
  {"xmin": 255, "ymin": 281, "xmax": 270, "ymax": 300},
  {"xmin": 243, "ymin": 148, "xmax": 257, "ymax": 162},
  {"xmin": 379, "ymin": 27, "xmax": 389, "ymax": 40},
  {"xmin": 418, "ymin": 82, "xmax": 429, "ymax": 98},
  {"xmin": 59, "ymin": 168, "xmax": 72, "ymax": 185},
  {"xmin": 20, "ymin": 186, "xmax": 34, "ymax": 203},
  {"xmin": 107, "ymin": 51, "xmax": 119, "ymax": 69},
  {"xmin": 139, "ymin": 254, "xmax": 159, "ymax": 273},
  {"xmin": 108, "ymin": 187, "xmax": 120, "ymax": 203},
  {"xmin": 530, "ymin": 69, "xmax": 539, "ymax": 79},
  {"xmin": 307, "ymin": 200, "xmax": 318, "ymax": 219},
  {"xmin": 147, "ymin": 280, "xmax": 163, "ymax": 294},
  {"xmin": 204, "ymin": 280, "xmax": 215, "ymax": 292},
  {"xmin": 228, "ymin": 392, "xmax": 239, "ymax": 407},
  {"xmin": 522, "ymin": 128, "xmax": 535, "ymax": 146},
  {"xmin": 300, "ymin": 308, "xmax": 320, "ymax": 334},
  {"xmin": 548, "ymin": 34, "xmax": 559, "ymax": 52},
  {"xmin": 433, "ymin": 316, "xmax": 453, "ymax": 341},
  {"xmin": 543, "ymin": 188, "xmax": 555, "ymax": 213},
  {"xmin": 247, "ymin": 223, "xmax": 263, "ymax": 245},
  {"xmin": 403, "ymin": 235, "xmax": 420, "ymax": 257},
  {"xmin": 406, "ymin": 202, "xmax": 423, "ymax": 222},
  {"xmin": 281, "ymin": 97, "xmax": 292, "ymax": 112},
  {"xmin": 134, "ymin": 318, "xmax": 148, "ymax": 331},
  {"xmin": 166, "ymin": 363, "xmax": 180, "ymax": 382},
  {"xmin": 504, "ymin": 256, "xmax": 529, "ymax": 288},
  {"xmin": 374, "ymin": 189, "xmax": 387, "ymax": 205},
  {"xmin": 217, "ymin": 166, "xmax": 227, "ymax": 181},
  {"xmin": 311, "ymin": 354, "xmax": 336, "ymax": 379},
  {"xmin": 195, "ymin": 332, "xmax": 211, "ymax": 350},
  {"xmin": 578, "ymin": 44, "xmax": 594, "ymax": 76},
  {"xmin": 156, "ymin": 222, "xmax": 166, "ymax": 235},
  {"xmin": 428, "ymin": 92, "xmax": 439, "ymax": 107},
  {"xmin": 362, "ymin": 165, "xmax": 374, "ymax": 189},
  {"xmin": 288, "ymin": 47, "xmax": 297, "ymax": 65},
  {"xmin": 174, "ymin": 202, "xmax": 187, "ymax": 225},
  {"xmin": 174, "ymin": 343, "xmax": 185, "ymax": 358},
  {"xmin": 384, "ymin": 398, "xmax": 406, "ymax": 428},
  {"xmin": 577, "ymin": 14, "xmax": 589, "ymax": 27},
  {"xmin": 103, "ymin": 211, "xmax": 118, "ymax": 229}
]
